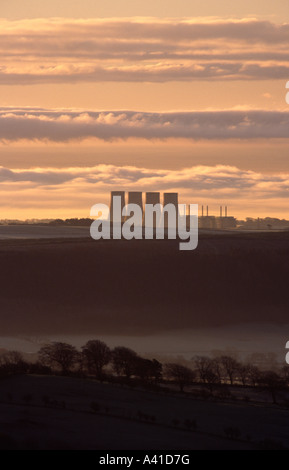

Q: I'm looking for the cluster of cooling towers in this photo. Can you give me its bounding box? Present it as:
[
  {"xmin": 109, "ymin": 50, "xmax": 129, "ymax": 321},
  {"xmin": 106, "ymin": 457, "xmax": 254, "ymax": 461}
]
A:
[
  {"xmin": 109, "ymin": 191, "xmax": 180, "ymax": 227},
  {"xmin": 109, "ymin": 191, "xmax": 236, "ymax": 229},
  {"xmin": 110, "ymin": 191, "xmax": 178, "ymax": 215}
]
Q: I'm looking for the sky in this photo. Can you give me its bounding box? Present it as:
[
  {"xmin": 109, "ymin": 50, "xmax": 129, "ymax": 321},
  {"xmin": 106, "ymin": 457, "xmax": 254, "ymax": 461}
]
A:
[{"xmin": 1, "ymin": 1, "xmax": 289, "ymax": 219}]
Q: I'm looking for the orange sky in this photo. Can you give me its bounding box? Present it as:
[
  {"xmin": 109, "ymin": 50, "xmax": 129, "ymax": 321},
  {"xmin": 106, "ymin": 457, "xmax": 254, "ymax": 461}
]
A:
[
  {"xmin": 1, "ymin": 0, "xmax": 289, "ymax": 21},
  {"xmin": 1, "ymin": 1, "xmax": 289, "ymax": 220}
]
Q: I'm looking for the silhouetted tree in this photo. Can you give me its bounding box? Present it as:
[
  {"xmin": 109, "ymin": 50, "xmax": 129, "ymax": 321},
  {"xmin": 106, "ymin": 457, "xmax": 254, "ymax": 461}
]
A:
[
  {"xmin": 219, "ymin": 355, "xmax": 240, "ymax": 385},
  {"xmin": 258, "ymin": 371, "xmax": 285, "ymax": 404},
  {"xmin": 134, "ymin": 357, "xmax": 162, "ymax": 384},
  {"xmin": 112, "ymin": 347, "xmax": 138, "ymax": 379},
  {"xmin": 28, "ymin": 361, "xmax": 52, "ymax": 375},
  {"xmin": 194, "ymin": 356, "xmax": 210, "ymax": 383},
  {"xmin": 247, "ymin": 364, "xmax": 261, "ymax": 387},
  {"xmin": 0, "ymin": 351, "xmax": 28, "ymax": 375},
  {"xmin": 1, "ymin": 351, "xmax": 23, "ymax": 365},
  {"xmin": 150, "ymin": 359, "xmax": 163, "ymax": 384},
  {"xmin": 82, "ymin": 340, "xmax": 111, "ymax": 379},
  {"xmin": 211, "ymin": 358, "xmax": 223, "ymax": 383},
  {"xmin": 281, "ymin": 365, "xmax": 289, "ymax": 385},
  {"xmin": 237, "ymin": 364, "xmax": 252, "ymax": 386},
  {"xmin": 164, "ymin": 363, "xmax": 195, "ymax": 392},
  {"xmin": 38, "ymin": 342, "xmax": 79, "ymax": 375},
  {"xmin": 194, "ymin": 356, "xmax": 219, "ymax": 387}
]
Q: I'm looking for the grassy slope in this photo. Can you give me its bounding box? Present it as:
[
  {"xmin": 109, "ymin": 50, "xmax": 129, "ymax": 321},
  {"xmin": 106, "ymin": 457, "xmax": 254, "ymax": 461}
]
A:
[{"xmin": 0, "ymin": 375, "xmax": 288, "ymax": 449}]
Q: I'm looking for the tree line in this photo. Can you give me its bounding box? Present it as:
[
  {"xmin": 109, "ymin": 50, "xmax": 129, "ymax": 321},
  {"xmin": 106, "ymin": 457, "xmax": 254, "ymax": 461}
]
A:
[{"xmin": 0, "ymin": 340, "xmax": 289, "ymax": 403}]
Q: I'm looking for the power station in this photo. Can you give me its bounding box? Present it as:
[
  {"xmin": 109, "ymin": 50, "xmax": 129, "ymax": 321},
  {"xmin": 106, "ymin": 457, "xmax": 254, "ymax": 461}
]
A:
[
  {"xmin": 109, "ymin": 192, "xmax": 236, "ymax": 229},
  {"xmin": 199, "ymin": 205, "xmax": 236, "ymax": 229}
]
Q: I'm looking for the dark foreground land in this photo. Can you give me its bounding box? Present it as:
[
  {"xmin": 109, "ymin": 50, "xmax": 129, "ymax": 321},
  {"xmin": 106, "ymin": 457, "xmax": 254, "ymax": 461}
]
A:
[
  {"xmin": 0, "ymin": 374, "xmax": 288, "ymax": 450},
  {"xmin": 0, "ymin": 232, "xmax": 289, "ymax": 335},
  {"xmin": 1, "ymin": 233, "xmax": 289, "ymax": 450}
]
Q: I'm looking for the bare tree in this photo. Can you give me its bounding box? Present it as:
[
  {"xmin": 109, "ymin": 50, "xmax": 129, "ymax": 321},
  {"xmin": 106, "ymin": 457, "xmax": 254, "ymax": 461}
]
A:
[
  {"xmin": 82, "ymin": 340, "xmax": 111, "ymax": 379},
  {"xmin": 211, "ymin": 357, "xmax": 223, "ymax": 383},
  {"xmin": 194, "ymin": 356, "xmax": 210, "ymax": 384},
  {"xmin": 150, "ymin": 359, "xmax": 163, "ymax": 384},
  {"xmin": 281, "ymin": 365, "xmax": 289, "ymax": 385},
  {"xmin": 194, "ymin": 356, "xmax": 219, "ymax": 386},
  {"xmin": 112, "ymin": 347, "xmax": 138, "ymax": 379},
  {"xmin": 0, "ymin": 351, "xmax": 27, "ymax": 374},
  {"xmin": 247, "ymin": 364, "xmax": 261, "ymax": 387},
  {"xmin": 258, "ymin": 371, "xmax": 285, "ymax": 404},
  {"xmin": 164, "ymin": 363, "xmax": 195, "ymax": 392},
  {"xmin": 39, "ymin": 342, "xmax": 79, "ymax": 375},
  {"xmin": 237, "ymin": 364, "xmax": 252, "ymax": 386},
  {"xmin": 219, "ymin": 355, "xmax": 240, "ymax": 385}
]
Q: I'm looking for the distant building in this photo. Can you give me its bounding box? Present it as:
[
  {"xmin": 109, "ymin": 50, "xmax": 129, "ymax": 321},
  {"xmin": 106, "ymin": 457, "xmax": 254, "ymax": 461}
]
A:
[
  {"xmin": 163, "ymin": 192, "xmax": 178, "ymax": 229},
  {"xmin": 215, "ymin": 216, "xmax": 237, "ymax": 229},
  {"xmin": 199, "ymin": 205, "xmax": 236, "ymax": 229},
  {"xmin": 144, "ymin": 192, "xmax": 161, "ymax": 228},
  {"xmin": 110, "ymin": 191, "xmax": 126, "ymax": 223},
  {"xmin": 145, "ymin": 192, "xmax": 160, "ymax": 205},
  {"xmin": 163, "ymin": 192, "xmax": 178, "ymax": 209},
  {"xmin": 128, "ymin": 192, "xmax": 143, "ymax": 211},
  {"xmin": 199, "ymin": 216, "xmax": 217, "ymax": 229},
  {"xmin": 109, "ymin": 191, "xmax": 237, "ymax": 231}
]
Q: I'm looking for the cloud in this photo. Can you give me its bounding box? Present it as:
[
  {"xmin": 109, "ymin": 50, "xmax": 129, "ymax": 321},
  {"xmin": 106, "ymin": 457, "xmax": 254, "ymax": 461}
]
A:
[
  {"xmin": 1, "ymin": 163, "xmax": 289, "ymax": 199},
  {"xmin": 1, "ymin": 18, "xmax": 289, "ymax": 83},
  {"xmin": 1, "ymin": 108, "xmax": 289, "ymax": 141},
  {"xmin": 2, "ymin": 162, "xmax": 289, "ymax": 218}
]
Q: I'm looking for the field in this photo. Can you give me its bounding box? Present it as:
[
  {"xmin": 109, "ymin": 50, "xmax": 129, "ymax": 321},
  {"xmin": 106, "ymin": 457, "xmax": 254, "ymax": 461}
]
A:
[
  {"xmin": 1, "ymin": 232, "xmax": 289, "ymax": 449},
  {"xmin": 0, "ymin": 374, "xmax": 288, "ymax": 450},
  {"xmin": 0, "ymin": 232, "xmax": 289, "ymax": 336}
]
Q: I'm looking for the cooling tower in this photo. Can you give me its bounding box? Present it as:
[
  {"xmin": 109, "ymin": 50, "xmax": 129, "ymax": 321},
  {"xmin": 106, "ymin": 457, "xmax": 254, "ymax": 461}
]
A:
[
  {"xmin": 163, "ymin": 192, "xmax": 178, "ymax": 229},
  {"xmin": 145, "ymin": 192, "xmax": 160, "ymax": 205},
  {"xmin": 144, "ymin": 192, "xmax": 160, "ymax": 229},
  {"xmin": 163, "ymin": 192, "xmax": 178, "ymax": 208},
  {"xmin": 110, "ymin": 191, "xmax": 126, "ymax": 223},
  {"xmin": 128, "ymin": 191, "xmax": 143, "ymax": 212}
]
